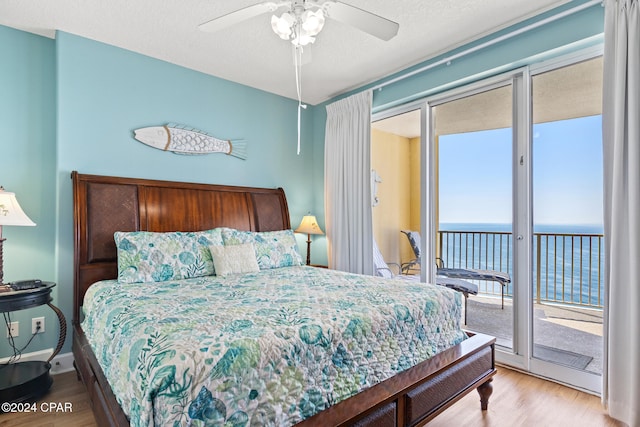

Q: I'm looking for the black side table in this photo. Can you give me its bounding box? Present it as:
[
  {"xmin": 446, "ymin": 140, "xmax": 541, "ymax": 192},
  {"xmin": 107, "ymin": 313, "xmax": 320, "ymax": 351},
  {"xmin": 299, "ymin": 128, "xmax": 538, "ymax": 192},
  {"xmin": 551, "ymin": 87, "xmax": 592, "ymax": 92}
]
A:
[{"xmin": 0, "ymin": 282, "xmax": 66, "ymax": 406}]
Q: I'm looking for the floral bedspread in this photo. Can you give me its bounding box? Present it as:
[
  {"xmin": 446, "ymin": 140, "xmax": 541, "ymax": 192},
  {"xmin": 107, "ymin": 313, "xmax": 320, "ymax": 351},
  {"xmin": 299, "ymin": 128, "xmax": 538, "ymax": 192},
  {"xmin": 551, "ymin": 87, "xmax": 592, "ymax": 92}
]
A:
[{"xmin": 81, "ymin": 266, "xmax": 467, "ymax": 427}]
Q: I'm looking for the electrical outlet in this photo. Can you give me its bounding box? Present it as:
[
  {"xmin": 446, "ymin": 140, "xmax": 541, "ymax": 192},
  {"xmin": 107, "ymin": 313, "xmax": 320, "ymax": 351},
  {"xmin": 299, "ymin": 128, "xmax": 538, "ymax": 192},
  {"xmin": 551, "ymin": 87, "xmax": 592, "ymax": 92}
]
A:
[
  {"xmin": 6, "ymin": 321, "xmax": 18, "ymax": 338},
  {"xmin": 32, "ymin": 317, "xmax": 45, "ymax": 334}
]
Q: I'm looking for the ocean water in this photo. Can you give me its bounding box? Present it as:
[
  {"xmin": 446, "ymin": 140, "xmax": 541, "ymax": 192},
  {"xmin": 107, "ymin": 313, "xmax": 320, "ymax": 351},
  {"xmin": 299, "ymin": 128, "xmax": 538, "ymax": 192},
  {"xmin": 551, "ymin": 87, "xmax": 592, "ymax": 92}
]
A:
[
  {"xmin": 437, "ymin": 223, "xmax": 605, "ymax": 307},
  {"xmin": 440, "ymin": 222, "xmax": 604, "ymax": 234}
]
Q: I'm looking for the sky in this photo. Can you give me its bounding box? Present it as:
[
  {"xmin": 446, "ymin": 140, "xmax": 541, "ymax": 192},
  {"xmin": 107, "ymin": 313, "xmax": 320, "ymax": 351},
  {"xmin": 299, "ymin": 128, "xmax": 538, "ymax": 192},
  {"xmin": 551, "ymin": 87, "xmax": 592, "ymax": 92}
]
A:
[{"xmin": 438, "ymin": 115, "xmax": 603, "ymax": 227}]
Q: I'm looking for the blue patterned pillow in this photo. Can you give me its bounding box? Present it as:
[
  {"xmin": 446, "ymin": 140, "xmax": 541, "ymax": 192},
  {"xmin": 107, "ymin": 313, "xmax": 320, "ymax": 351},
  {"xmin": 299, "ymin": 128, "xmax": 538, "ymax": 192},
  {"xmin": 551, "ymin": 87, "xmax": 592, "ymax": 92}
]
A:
[
  {"xmin": 221, "ymin": 228, "xmax": 303, "ymax": 270},
  {"xmin": 115, "ymin": 229, "xmax": 224, "ymax": 283}
]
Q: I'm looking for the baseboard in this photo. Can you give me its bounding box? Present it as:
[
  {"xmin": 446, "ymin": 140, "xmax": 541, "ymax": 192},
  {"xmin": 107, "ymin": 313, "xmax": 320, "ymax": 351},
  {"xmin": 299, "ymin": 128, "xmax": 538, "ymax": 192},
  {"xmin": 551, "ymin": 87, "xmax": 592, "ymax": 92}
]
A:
[
  {"xmin": 0, "ymin": 349, "xmax": 75, "ymax": 375},
  {"xmin": 50, "ymin": 352, "xmax": 75, "ymax": 375},
  {"xmin": 0, "ymin": 348, "xmax": 53, "ymax": 364}
]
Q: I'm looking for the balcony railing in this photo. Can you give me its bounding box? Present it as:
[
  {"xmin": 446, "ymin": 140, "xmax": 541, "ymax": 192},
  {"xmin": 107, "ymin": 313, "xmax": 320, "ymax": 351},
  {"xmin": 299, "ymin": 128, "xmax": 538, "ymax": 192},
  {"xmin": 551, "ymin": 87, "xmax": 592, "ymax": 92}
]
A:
[{"xmin": 437, "ymin": 230, "xmax": 604, "ymax": 309}]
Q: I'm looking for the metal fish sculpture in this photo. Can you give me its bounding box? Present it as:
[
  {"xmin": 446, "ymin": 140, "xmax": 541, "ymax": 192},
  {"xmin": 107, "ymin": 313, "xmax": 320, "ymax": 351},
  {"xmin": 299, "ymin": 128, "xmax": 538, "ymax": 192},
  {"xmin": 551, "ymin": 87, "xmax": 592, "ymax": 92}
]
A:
[{"xmin": 134, "ymin": 124, "xmax": 247, "ymax": 160}]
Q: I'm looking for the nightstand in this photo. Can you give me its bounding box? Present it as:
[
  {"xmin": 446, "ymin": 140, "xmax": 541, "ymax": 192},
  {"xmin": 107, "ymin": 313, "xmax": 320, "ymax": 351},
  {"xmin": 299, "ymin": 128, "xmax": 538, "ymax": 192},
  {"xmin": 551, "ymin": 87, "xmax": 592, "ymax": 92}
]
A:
[
  {"xmin": 309, "ymin": 264, "xmax": 328, "ymax": 268},
  {"xmin": 0, "ymin": 282, "xmax": 66, "ymax": 406}
]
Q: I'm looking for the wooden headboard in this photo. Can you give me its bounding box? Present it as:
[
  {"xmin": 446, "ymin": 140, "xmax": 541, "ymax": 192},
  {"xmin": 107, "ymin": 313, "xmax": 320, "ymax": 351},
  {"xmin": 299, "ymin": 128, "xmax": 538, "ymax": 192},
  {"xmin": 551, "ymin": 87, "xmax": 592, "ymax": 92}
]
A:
[{"xmin": 71, "ymin": 171, "xmax": 291, "ymax": 325}]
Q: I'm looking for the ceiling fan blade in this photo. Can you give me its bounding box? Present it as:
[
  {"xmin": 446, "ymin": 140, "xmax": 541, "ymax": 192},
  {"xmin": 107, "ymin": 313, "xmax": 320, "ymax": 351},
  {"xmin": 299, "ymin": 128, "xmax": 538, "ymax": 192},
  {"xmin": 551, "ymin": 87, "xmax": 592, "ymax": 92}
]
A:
[
  {"xmin": 324, "ymin": 1, "xmax": 399, "ymax": 41},
  {"xmin": 199, "ymin": 2, "xmax": 280, "ymax": 33}
]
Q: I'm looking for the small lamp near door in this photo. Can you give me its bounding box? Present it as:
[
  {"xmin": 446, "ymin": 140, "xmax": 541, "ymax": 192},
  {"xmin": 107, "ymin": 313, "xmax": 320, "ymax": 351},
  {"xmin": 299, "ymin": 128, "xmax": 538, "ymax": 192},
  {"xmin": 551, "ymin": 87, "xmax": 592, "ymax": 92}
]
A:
[
  {"xmin": 0, "ymin": 187, "xmax": 36, "ymax": 285},
  {"xmin": 295, "ymin": 214, "xmax": 324, "ymax": 265}
]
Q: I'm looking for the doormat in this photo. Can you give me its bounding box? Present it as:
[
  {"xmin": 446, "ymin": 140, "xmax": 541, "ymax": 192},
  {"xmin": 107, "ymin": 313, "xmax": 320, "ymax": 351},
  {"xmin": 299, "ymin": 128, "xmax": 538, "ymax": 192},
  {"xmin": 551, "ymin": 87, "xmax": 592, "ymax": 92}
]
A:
[{"xmin": 533, "ymin": 344, "xmax": 593, "ymax": 370}]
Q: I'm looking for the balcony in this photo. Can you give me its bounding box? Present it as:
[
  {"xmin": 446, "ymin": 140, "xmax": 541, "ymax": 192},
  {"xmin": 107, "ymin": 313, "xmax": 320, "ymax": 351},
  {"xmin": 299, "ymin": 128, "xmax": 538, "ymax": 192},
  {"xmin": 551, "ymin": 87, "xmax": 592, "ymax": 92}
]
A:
[{"xmin": 437, "ymin": 229, "xmax": 604, "ymax": 374}]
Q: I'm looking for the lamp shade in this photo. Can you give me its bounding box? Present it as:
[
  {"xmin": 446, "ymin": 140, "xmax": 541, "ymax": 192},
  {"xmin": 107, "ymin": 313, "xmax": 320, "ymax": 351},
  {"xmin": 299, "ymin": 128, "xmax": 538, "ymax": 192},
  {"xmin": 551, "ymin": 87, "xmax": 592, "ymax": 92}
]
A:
[
  {"xmin": 295, "ymin": 215, "xmax": 324, "ymax": 235},
  {"xmin": 271, "ymin": 13, "xmax": 294, "ymax": 39},
  {"xmin": 0, "ymin": 188, "xmax": 36, "ymax": 227},
  {"xmin": 301, "ymin": 9, "xmax": 325, "ymax": 36}
]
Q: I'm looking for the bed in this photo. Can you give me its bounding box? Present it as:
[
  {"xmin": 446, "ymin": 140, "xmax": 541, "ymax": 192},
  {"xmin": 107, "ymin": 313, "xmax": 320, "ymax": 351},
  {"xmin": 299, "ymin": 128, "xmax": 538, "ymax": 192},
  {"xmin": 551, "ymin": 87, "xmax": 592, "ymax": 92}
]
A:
[{"xmin": 71, "ymin": 171, "xmax": 496, "ymax": 427}]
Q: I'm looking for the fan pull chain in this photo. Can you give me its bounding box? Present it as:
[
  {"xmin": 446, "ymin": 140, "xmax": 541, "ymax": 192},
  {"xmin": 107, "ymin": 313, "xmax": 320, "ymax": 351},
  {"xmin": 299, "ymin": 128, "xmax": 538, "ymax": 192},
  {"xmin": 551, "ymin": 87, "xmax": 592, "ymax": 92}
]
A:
[{"xmin": 294, "ymin": 43, "xmax": 306, "ymax": 155}]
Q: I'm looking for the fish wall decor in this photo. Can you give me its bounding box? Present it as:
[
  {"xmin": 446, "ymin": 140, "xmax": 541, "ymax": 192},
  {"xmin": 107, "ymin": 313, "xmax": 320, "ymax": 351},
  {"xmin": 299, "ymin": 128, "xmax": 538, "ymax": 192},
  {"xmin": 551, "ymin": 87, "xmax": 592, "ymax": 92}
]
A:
[{"xmin": 134, "ymin": 124, "xmax": 247, "ymax": 160}]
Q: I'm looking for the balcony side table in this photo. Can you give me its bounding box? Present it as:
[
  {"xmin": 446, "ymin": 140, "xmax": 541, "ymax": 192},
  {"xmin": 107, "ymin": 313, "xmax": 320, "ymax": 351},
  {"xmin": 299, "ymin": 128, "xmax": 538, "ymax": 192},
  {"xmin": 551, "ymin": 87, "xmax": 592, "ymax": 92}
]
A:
[{"xmin": 0, "ymin": 282, "xmax": 66, "ymax": 406}]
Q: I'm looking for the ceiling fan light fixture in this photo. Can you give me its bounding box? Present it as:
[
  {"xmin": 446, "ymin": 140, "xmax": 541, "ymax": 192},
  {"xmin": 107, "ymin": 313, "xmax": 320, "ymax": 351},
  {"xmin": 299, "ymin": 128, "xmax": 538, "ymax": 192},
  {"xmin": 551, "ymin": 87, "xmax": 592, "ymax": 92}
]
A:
[
  {"xmin": 271, "ymin": 12, "xmax": 295, "ymax": 39},
  {"xmin": 301, "ymin": 9, "xmax": 325, "ymax": 36}
]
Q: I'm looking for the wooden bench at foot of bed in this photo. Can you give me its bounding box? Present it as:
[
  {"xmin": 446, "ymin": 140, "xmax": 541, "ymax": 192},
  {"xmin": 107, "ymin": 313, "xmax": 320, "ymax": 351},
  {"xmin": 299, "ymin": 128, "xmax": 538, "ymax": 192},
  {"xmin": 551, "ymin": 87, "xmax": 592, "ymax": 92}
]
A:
[{"xmin": 299, "ymin": 331, "xmax": 495, "ymax": 427}]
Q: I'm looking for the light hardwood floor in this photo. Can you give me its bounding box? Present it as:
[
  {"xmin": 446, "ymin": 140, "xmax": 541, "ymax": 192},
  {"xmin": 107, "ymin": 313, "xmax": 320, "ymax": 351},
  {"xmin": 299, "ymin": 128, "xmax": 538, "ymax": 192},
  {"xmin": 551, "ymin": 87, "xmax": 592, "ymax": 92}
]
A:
[
  {"xmin": 0, "ymin": 370, "xmax": 96, "ymax": 427},
  {"xmin": 0, "ymin": 366, "xmax": 624, "ymax": 427},
  {"xmin": 429, "ymin": 366, "xmax": 624, "ymax": 427}
]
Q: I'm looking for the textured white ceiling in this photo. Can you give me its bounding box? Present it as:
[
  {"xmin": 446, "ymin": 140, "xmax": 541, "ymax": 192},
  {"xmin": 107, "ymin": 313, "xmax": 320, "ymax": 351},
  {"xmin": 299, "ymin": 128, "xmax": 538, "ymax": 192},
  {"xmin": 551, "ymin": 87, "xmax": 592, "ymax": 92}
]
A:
[{"xmin": 0, "ymin": 0, "xmax": 570, "ymax": 105}]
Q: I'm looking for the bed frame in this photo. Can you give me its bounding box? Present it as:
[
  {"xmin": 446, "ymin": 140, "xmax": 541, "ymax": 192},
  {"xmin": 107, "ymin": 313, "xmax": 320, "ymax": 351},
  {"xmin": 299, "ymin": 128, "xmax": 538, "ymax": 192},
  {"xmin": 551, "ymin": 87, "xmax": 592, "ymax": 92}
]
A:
[{"xmin": 71, "ymin": 171, "xmax": 496, "ymax": 427}]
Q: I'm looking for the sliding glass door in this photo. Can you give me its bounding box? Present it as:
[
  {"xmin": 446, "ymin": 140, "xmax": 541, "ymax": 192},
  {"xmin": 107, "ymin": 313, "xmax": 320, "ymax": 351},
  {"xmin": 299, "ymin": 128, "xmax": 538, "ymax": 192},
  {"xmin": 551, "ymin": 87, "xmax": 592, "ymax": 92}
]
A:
[
  {"xmin": 423, "ymin": 51, "xmax": 604, "ymax": 392},
  {"xmin": 431, "ymin": 84, "xmax": 514, "ymax": 349},
  {"xmin": 529, "ymin": 56, "xmax": 603, "ymax": 391}
]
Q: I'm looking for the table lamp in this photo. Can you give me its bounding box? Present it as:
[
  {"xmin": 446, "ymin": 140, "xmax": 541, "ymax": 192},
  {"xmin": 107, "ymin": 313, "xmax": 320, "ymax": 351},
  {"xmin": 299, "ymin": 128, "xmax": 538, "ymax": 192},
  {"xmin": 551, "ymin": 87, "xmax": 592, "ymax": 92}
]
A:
[
  {"xmin": 295, "ymin": 214, "xmax": 324, "ymax": 265},
  {"xmin": 0, "ymin": 187, "xmax": 36, "ymax": 284}
]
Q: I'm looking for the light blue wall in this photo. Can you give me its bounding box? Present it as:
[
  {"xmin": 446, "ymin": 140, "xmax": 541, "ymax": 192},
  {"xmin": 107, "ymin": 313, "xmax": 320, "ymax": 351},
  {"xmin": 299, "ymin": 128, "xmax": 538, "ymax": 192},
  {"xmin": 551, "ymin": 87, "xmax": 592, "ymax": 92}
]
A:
[
  {"xmin": 55, "ymin": 32, "xmax": 315, "ymax": 189},
  {"xmin": 0, "ymin": 25, "xmax": 57, "ymax": 358}
]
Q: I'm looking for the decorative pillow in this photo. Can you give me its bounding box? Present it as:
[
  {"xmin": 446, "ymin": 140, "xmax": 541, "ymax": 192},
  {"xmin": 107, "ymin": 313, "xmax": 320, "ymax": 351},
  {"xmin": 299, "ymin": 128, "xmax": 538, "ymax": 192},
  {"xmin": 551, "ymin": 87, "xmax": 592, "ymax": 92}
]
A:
[
  {"xmin": 209, "ymin": 243, "xmax": 260, "ymax": 276},
  {"xmin": 194, "ymin": 228, "xmax": 224, "ymax": 250},
  {"xmin": 221, "ymin": 228, "xmax": 303, "ymax": 270},
  {"xmin": 115, "ymin": 229, "xmax": 224, "ymax": 283}
]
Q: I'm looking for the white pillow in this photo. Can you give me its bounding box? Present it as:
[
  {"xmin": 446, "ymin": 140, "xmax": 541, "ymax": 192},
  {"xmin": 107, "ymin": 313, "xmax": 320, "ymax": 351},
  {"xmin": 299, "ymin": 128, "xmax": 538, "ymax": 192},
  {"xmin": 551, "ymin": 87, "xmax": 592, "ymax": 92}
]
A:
[{"xmin": 209, "ymin": 243, "xmax": 260, "ymax": 276}]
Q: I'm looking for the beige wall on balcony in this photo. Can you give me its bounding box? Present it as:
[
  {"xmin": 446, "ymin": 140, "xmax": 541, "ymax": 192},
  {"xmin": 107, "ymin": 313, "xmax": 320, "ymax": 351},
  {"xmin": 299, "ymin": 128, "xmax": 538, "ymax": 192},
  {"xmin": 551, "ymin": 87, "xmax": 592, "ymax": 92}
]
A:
[
  {"xmin": 372, "ymin": 128, "xmax": 420, "ymax": 269},
  {"xmin": 409, "ymin": 136, "xmax": 421, "ymax": 233}
]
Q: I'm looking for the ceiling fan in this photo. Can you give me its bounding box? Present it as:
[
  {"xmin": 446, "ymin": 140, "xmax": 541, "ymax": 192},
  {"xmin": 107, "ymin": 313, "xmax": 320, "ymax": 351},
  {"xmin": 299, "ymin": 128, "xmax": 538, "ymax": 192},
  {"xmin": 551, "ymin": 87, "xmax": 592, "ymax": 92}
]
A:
[
  {"xmin": 198, "ymin": 1, "xmax": 399, "ymax": 46},
  {"xmin": 199, "ymin": 1, "xmax": 398, "ymax": 155}
]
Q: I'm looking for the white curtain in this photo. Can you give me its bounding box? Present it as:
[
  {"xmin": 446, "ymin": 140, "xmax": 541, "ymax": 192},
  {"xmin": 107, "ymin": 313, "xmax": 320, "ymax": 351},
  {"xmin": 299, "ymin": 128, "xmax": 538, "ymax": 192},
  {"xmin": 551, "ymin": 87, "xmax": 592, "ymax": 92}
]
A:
[
  {"xmin": 324, "ymin": 90, "xmax": 374, "ymax": 275},
  {"xmin": 602, "ymin": 0, "xmax": 640, "ymax": 425}
]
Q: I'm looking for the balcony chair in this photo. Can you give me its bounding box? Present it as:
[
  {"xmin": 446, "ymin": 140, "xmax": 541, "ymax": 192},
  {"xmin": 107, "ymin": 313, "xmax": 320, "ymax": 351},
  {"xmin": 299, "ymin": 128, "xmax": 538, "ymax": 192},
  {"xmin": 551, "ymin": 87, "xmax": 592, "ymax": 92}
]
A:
[
  {"xmin": 400, "ymin": 230, "xmax": 422, "ymax": 275},
  {"xmin": 400, "ymin": 229, "xmax": 511, "ymax": 309},
  {"xmin": 374, "ymin": 238, "xmax": 477, "ymax": 324}
]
